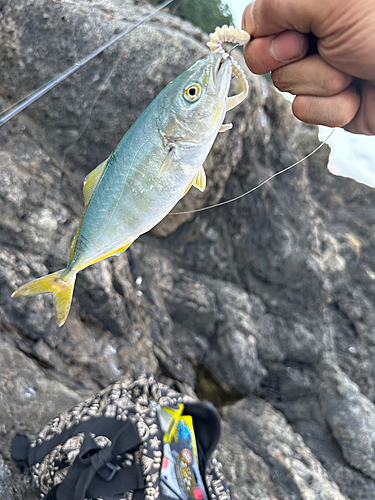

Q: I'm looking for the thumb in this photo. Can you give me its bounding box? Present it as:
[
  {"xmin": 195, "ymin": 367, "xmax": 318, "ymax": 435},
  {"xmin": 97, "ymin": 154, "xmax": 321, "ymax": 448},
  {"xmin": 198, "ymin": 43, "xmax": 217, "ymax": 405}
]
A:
[{"xmin": 242, "ymin": 0, "xmax": 334, "ymax": 39}]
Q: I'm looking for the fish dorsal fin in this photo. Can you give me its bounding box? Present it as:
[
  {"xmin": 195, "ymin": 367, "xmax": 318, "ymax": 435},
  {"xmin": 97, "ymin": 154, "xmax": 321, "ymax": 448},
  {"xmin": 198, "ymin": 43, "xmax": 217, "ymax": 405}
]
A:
[
  {"xmin": 192, "ymin": 165, "xmax": 206, "ymax": 192},
  {"xmin": 70, "ymin": 159, "xmax": 109, "ymax": 265},
  {"xmin": 83, "ymin": 158, "xmax": 109, "ymax": 207}
]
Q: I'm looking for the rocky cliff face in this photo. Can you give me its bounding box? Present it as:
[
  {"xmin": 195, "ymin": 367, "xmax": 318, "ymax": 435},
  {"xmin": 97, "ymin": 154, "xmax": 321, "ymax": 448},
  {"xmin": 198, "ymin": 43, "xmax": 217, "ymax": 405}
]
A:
[{"xmin": 1, "ymin": 1, "xmax": 375, "ymax": 499}]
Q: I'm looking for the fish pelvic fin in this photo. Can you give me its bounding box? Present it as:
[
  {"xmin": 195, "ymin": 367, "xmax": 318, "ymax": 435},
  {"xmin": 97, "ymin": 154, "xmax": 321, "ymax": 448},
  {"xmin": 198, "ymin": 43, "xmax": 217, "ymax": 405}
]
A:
[
  {"xmin": 192, "ymin": 165, "xmax": 206, "ymax": 192},
  {"xmin": 12, "ymin": 269, "xmax": 77, "ymax": 327},
  {"xmin": 182, "ymin": 166, "xmax": 207, "ymax": 197}
]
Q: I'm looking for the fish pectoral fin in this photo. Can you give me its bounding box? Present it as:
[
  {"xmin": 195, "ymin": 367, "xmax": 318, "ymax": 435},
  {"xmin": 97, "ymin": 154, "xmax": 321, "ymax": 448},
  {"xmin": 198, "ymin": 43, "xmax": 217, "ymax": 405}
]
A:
[
  {"xmin": 158, "ymin": 146, "xmax": 177, "ymax": 178},
  {"xmin": 192, "ymin": 165, "xmax": 206, "ymax": 192},
  {"xmin": 83, "ymin": 158, "xmax": 109, "ymax": 207},
  {"xmin": 219, "ymin": 123, "xmax": 233, "ymax": 133}
]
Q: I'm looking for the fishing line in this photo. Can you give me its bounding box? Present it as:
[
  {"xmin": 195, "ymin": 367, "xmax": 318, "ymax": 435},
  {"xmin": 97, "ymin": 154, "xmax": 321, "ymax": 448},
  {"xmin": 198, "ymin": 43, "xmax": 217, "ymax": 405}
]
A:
[
  {"xmin": 59, "ymin": 4, "xmax": 238, "ymax": 179},
  {"xmin": 59, "ymin": 42, "xmax": 126, "ymax": 180},
  {"xmin": 0, "ymin": 2, "xmax": 335, "ymax": 209},
  {"xmin": 170, "ymin": 128, "xmax": 335, "ymax": 215},
  {"xmin": 0, "ymin": 0, "xmax": 174, "ymax": 128}
]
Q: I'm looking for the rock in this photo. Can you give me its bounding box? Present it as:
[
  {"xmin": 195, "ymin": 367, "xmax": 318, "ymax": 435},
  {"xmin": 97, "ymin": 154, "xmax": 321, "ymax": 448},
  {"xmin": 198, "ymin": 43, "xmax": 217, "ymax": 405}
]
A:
[
  {"xmin": 0, "ymin": 454, "xmax": 32, "ymax": 500},
  {"xmin": 319, "ymin": 364, "xmax": 375, "ymax": 479},
  {"xmin": 1, "ymin": 0, "xmax": 375, "ymax": 498},
  {"xmin": 221, "ymin": 397, "xmax": 347, "ymax": 500},
  {"xmin": 0, "ymin": 334, "xmax": 89, "ymax": 498}
]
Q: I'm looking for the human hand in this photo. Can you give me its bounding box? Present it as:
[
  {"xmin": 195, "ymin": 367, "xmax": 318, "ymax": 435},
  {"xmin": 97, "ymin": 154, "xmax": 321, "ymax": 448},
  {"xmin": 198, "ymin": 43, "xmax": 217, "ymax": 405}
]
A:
[{"xmin": 242, "ymin": 0, "xmax": 375, "ymax": 135}]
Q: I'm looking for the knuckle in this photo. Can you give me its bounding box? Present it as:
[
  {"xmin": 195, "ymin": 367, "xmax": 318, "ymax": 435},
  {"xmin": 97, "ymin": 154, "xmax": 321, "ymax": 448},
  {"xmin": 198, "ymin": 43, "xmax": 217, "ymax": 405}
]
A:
[
  {"xmin": 263, "ymin": 0, "xmax": 284, "ymax": 19},
  {"xmin": 321, "ymin": 71, "xmax": 349, "ymax": 95},
  {"xmin": 365, "ymin": 119, "xmax": 375, "ymax": 135},
  {"xmin": 271, "ymin": 68, "xmax": 292, "ymax": 92},
  {"xmin": 293, "ymin": 91, "xmax": 360, "ymax": 128},
  {"xmin": 292, "ymin": 96, "xmax": 313, "ymax": 122}
]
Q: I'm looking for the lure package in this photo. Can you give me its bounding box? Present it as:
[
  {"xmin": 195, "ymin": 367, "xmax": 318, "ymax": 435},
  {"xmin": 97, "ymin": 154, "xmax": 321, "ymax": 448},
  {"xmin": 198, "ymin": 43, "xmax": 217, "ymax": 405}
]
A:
[{"xmin": 158, "ymin": 404, "xmax": 208, "ymax": 500}]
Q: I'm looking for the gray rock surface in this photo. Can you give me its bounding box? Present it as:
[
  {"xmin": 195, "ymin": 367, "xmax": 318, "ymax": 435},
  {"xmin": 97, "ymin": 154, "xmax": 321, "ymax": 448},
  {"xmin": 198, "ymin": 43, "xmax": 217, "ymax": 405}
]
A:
[
  {"xmin": 1, "ymin": 0, "xmax": 375, "ymax": 499},
  {"xmin": 221, "ymin": 398, "xmax": 346, "ymax": 500}
]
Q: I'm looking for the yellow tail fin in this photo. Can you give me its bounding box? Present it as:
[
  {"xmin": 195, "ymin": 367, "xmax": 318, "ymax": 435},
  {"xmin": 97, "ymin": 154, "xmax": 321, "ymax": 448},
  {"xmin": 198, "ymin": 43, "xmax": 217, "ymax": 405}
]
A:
[{"xmin": 12, "ymin": 269, "xmax": 76, "ymax": 327}]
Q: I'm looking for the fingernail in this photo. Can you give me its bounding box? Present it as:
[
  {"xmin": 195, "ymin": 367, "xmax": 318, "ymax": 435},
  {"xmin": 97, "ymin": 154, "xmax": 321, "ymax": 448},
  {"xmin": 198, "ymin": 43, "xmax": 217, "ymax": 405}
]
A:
[
  {"xmin": 269, "ymin": 31, "xmax": 306, "ymax": 62},
  {"xmin": 242, "ymin": 2, "xmax": 256, "ymax": 35}
]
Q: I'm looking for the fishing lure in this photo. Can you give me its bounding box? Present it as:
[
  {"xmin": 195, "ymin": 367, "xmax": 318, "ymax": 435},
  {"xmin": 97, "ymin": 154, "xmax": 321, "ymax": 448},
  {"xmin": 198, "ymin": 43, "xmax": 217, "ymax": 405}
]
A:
[
  {"xmin": 12, "ymin": 26, "xmax": 251, "ymax": 327},
  {"xmin": 208, "ymin": 25, "xmax": 250, "ymax": 114}
]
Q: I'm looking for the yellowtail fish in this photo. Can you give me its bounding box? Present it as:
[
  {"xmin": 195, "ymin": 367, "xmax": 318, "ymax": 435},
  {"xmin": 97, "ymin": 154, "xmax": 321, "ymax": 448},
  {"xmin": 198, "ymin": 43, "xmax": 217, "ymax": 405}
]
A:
[{"xmin": 12, "ymin": 27, "xmax": 250, "ymax": 327}]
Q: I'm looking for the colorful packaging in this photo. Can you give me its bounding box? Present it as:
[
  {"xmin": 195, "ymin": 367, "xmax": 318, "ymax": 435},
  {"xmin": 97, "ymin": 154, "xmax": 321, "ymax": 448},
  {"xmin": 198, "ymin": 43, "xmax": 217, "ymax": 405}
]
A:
[{"xmin": 157, "ymin": 404, "xmax": 208, "ymax": 500}]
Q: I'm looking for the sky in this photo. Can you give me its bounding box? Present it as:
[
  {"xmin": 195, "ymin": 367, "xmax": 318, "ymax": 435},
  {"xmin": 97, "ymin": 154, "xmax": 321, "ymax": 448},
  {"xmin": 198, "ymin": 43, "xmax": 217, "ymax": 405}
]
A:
[
  {"xmin": 226, "ymin": 0, "xmax": 375, "ymax": 188},
  {"xmin": 226, "ymin": 0, "xmax": 249, "ymax": 27}
]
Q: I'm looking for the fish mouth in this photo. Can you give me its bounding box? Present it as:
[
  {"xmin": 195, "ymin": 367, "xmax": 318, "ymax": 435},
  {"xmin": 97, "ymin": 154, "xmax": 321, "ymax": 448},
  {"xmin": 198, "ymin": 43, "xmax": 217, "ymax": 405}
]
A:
[{"xmin": 212, "ymin": 53, "xmax": 232, "ymax": 84}]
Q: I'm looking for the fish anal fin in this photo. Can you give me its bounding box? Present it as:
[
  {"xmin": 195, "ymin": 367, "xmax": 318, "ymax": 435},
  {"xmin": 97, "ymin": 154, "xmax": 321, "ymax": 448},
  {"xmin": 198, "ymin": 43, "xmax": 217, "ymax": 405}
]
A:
[
  {"xmin": 192, "ymin": 165, "xmax": 206, "ymax": 192},
  {"xmin": 83, "ymin": 158, "xmax": 109, "ymax": 207},
  {"xmin": 113, "ymin": 240, "xmax": 136, "ymax": 256},
  {"xmin": 76, "ymin": 239, "xmax": 136, "ymax": 270}
]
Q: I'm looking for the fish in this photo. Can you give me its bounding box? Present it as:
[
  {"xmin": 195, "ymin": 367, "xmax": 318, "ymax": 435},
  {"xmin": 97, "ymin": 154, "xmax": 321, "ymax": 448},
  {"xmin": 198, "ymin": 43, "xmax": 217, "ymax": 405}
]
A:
[{"xmin": 12, "ymin": 49, "xmax": 241, "ymax": 327}]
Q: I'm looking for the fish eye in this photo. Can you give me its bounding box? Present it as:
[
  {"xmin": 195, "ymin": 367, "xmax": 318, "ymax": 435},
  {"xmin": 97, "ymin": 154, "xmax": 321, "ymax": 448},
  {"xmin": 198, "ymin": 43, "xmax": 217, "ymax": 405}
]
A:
[{"xmin": 183, "ymin": 83, "xmax": 202, "ymax": 103}]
